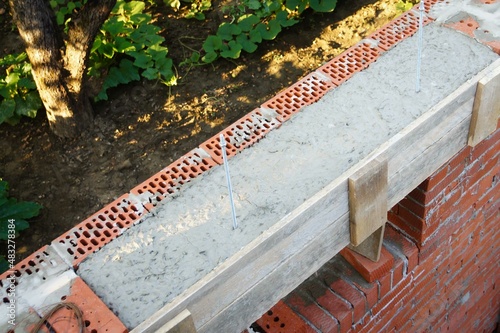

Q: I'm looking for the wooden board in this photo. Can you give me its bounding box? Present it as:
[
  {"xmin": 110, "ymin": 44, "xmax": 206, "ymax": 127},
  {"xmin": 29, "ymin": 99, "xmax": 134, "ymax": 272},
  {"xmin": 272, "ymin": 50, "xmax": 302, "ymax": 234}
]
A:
[
  {"xmin": 348, "ymin": 225, "xmax": 385, "ymax": 262},
  {"xmin": 157, "ymin": 310, "xmax": 197, "ymax": 333},
  {"xmin": 132, "ymin": 59, "xmax": 500, "ymax": 333},
  {"xmin": 468, "ymin": 64, "xmax": 500, "ymax": 147},
  {"xmin": 348, "ymin": 157, "xmax": 388, "ymax": 247}
]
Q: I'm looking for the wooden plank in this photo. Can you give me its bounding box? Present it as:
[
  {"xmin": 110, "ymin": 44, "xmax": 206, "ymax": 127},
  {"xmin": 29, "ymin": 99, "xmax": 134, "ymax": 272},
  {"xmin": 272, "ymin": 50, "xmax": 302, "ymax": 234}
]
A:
[
  {"xmin": 132, "ymin": 59, "xmax": 500, "ymax": 333},
  {"xmin": 156, "ymin": 310, "xmax": 197, "ymax": 333},
  {"xmin": 348, "ymin": 225, "xmax": 385, "ymax": 262},
  {"xmin": 468, "ymin": 64, "xmax": 500, "ymax": 147},
  {"xmin": 348, "ymin": 157, "xmax": 388, "ymax": 247}
]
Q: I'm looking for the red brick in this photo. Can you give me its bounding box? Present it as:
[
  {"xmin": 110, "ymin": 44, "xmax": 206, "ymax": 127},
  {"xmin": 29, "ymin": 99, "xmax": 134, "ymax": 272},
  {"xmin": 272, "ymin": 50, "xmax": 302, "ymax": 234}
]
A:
[
  {"xmin": 340, "ymin": 247, "xmax": 394, "ymax": 283},
  {"xmin": 256, "ymin": 300, "xmax": 315, "ymax": 333},
  {"xmin": 323, "ymin": 256, "xmax": 379, "ymax": 310},
  {"xmin": 383, "ymin": 225, "xmax": 418, "ymax": 273},
  {"xmin": 387, "ymin": 209, "xmax": 425, "ymax": 245},
  {"xmin": 398, "ymin": 196, "xmax": 427, "ymax": 218},
  {"xmin": 468, "ymin": 157, "xmax": 500, "ymax": 189},
  {"xmin": 396, "ymin": 204, "xmax": 425, "ymax": 231},
  {"xmin": 392, "ymin": 257, "xmax": 405, "ymax": 287},
  {"xmin": 329, "ymin": 278, "xmax": 367, "ymax": 323},
  {"xmin": 377, "ymin": 273, "xmax": 391, "ymax": 300},
  {"xmin": 418, "ymin": 230, "xmax": 447, "ymax": 264},
  {"xmin": 447, "ymin": 145, "xmax": 472, "ymax": 172},
  {"xmin": 407, "ymin": 187, "xmax": 426, "ymax": 205},
  {"xmin": 470, "ymin": 130, "xmax": 499, "ymax": 162},
  {"xmin": 426, "ymin": 186, "xmax": 462, "ymax": 225},
  {"xmin": 284, "ymin": 290, "xmax": 339, "ymax": 333},
  {"xmin": 419, "ymin": 163, "xmax": 448, "ymax": 192},
  {"xmin": 316, "ymin": 289, "xmax": 353, "ymax": 333},
  {"xmin": 371, "ymin": 274, "xmax": 412, "ymax": 317}
]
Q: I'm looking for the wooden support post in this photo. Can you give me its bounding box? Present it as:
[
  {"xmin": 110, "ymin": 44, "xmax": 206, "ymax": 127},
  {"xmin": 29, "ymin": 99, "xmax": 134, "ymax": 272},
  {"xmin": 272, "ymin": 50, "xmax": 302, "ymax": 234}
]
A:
[
  {"xmin": 468, "ymin": 64, "xmax": 500, "ymax": 147},
  {"xmin": 156, "ymin": 309, "xmax": 197, "ymax": 333},
  {"xmin": 348, "ymin": 157, "xmax": 388, "ymax": 262}
]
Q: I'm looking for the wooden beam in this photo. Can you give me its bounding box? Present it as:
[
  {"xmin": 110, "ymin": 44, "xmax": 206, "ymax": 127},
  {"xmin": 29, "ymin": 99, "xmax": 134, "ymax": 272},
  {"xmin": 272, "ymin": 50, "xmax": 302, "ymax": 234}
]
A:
[
  {"xmin": 468, "ymin": 64, "xmax": 500, "ymax": 147},
  {"xmin": 156, "ymin": 310, "xmax": 197, "ymax": 333}
]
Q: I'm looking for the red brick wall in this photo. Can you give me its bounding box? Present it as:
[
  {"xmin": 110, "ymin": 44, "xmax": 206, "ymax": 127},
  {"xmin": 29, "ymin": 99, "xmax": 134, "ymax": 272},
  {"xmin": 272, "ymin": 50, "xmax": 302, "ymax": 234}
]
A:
[{"xmin": 255, "ymin": 124, "xmax": 500, "ymax": 333}]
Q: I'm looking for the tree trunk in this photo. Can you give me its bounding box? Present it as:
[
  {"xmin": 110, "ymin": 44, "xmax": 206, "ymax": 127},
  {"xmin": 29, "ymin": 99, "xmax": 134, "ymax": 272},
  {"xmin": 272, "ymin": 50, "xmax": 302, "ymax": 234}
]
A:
[{"xmin": 9, "ymin": 0, "xmax": 116, "ymax": 138}]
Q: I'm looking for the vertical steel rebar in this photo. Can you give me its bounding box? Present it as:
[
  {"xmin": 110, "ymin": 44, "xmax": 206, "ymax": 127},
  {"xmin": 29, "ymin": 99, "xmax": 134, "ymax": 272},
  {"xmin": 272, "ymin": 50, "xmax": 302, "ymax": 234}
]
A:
[
  {"xmin": 416, "ymin": 0, "xmax": 425, "ymax": 92},
  {"xmin": 220, "ymin": 134, "xmax": 238, "ymax": 229}
]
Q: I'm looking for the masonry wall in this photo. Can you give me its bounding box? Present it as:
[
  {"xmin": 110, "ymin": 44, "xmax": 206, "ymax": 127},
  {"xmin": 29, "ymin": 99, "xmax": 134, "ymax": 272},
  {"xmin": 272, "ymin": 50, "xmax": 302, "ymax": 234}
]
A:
[{"xmin": 254, "ymin": 122, "xmax": 500, "ymax": 333}]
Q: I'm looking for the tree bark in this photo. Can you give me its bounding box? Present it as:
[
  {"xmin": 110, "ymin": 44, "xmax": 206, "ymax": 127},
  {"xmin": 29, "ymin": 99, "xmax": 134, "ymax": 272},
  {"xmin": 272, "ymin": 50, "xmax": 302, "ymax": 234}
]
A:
[{"xmin": 9, "ymin": 0, "xmax": 116, "ymax": 138}]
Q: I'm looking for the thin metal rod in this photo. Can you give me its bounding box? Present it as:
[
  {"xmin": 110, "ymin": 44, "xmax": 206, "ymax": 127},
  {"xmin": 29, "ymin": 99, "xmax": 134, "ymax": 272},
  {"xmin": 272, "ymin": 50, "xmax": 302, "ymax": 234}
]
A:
[
  {"xmin": 220, "ymin": 134, "xmax": 238, "ymax": 229},
  {"xmin": 416, "ymin": 0, "xmax": 424, "ymax": 93}
]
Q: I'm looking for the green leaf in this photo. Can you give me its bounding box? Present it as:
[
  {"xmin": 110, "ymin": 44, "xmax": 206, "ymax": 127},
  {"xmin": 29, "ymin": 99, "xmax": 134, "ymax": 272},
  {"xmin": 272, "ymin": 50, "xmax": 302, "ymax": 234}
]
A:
[
  {"xmin": 220, "ymin": 40, "xmax": 242, "ymax": 59},
  {"xmin": 0, "ymin": 181, "xmax": 8, "ymax": 195},
  {"xmin": 285, "ymin": 0, "xmax": 309, "ymax": 13},
  {"xmin": 249, "ymin": 29, "xmax": 262, "ymax": 43},
  {"xmin": 141, "ymin": 67, "xmax": 158, "ymax": 80},
  {"xmin": 102, "ymin": 18, "xmax": 127, "ymax": 37},
  {"xmin": 202, "ymin": 51, "xmax": 218, "ymax": 63},
  {"xmin": 120, "ymin": 1, "xmax": 146, "ymax": 16},
  {"xmin": 13, "ymin": 92, "xmax": 41, "ymax": 118},
  {"xmin": 217, "ymin": 23, "xmax": 242, "ymax": 41},
  {"xmin": 267, "ymin": 1, "xmax": 282, "ymax": 12},
  {"xmin": 256, "ymin": 20, "xmax": 281, "ymax": 40},
  {"xmin": 130, "ymin": 52, "xmax": 153, "ymax": 69},
  {"xmin": 203, "ymin": 35, "xmax": 223, "ymax": 53},
  {"xmin": 164, "ymin": 0, "xmax": 181, "ymax": 9},
  {"xmin": 0, "ymin": 100, "xmax": 16, "ymax": 125},
  {"xmin": 0, "ymin": 218, "xmax": 30, "ymax": 241},
  {"xmin": 309, "ymin": 0, "xmax": 337, "ymax": 12},
  {"xmin": 0, "ymin": 257, "xmax": 9, "ymax": 275},
  {"xmin": 91, "ymin": 36, "xmax": 102, "ymax": 53},
  {"xmin": 96, "ymin": 59, "xmax": 141, "ymax": 101},
  {"xmin": 101, "ymin": 43, "xmax": 115, "ymax": 58},
  {"xmin": 246, "ymin": 0, "xmax": 261, "ymax": 10},
  {"xmin": 190, "ymin": 52, "xmax": 200, "ymax": 62},
  {"xmin": 129, "ymin": 13, "xmax": 151, "ymax": 25},
  {"xmin": 0, "ymin": 199, "xmax": 41, "ymax": 221},
  {"xmin": 113, "ymin": 37, "xmax": 135, "ymax": 53},
  {"xmin": 17, "ymin": 78, "xmax": 37, "ymax": 90},
  {"xmin": 237, "ymin": 14, "xmax": 260, "ymax": 32},
  {"xmin": 5, "ymin": 73, "xmax": 20, "ymax": 88},
  {"xmin": 236, "ymin": 34, "xmax": 258, "ymax": 53},
  {"xmin": 276, "ymin": 10, "xmax": 299, "ymax": 27}
]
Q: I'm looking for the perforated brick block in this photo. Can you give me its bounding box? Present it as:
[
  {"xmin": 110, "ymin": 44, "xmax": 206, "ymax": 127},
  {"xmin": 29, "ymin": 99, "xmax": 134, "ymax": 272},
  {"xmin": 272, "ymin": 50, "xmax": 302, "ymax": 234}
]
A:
[
  {"xmin": 0, "ymin": 246, "xmax": 71, "ymax": 333},
  {"xmin": 200, "ymin": 108, "xmax": 281, "ymax": 163},
  {"xmin": 44, "ymin": 277, "xmax": 127, "ymax": 333},
  {"xmin": 260, "ymin": 71, "xmax": 335, "ymax": 123},
  {"xmin": 256, "ymin": 300, "xmax": 316, "ymax": 333},
  {"xmin": 130, "ymin": 147, "xmax": 218, "ymax": 206},
  {"xmin": 420, "ymin": 0, "xmax": 451, "ymax": 13},
  {"xmin": 445, "ymin": 16, "xmax": 479, "ymax": 38},
  {"xmin": 52, "ymin": 194, "xmax": 145, "ymax": 268},
  {"xmin": 0, "ymin": 245, "xmax": 68, "ymax": 283},
  {"xmin": 369, "ymin": 10, "xmax": 433, "ymax": 51},
  {"xmin": 318, "ymin": 42, "xmax": 384, "ymax": 86}
]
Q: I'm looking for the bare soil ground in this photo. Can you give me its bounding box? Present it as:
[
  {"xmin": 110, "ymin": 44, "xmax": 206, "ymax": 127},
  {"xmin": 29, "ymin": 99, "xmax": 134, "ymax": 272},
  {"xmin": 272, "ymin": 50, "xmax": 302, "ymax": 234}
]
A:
[{"xmin": 0, "ymin": 0, "xmax": 410, "ymax": 261}]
